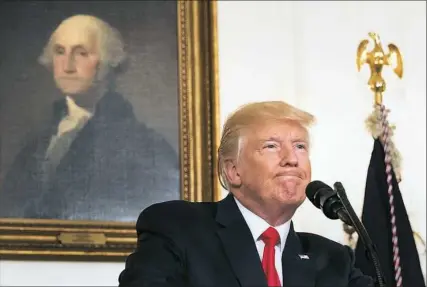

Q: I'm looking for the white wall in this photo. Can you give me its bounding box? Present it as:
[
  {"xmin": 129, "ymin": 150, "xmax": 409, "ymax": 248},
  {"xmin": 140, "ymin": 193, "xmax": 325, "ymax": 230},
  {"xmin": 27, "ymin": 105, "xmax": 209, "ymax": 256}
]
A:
[
  {"xmin": 1, "ymin": 1, "xmax": 425, "ymax": 285},
  {"xmin": 219, "ymin": 0, "xmax": 426, "ymax": 243}
]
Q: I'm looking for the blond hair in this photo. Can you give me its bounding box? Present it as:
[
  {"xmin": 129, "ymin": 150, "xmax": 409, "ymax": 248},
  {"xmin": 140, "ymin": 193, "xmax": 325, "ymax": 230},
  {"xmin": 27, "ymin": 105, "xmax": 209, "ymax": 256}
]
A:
[
  {"xmin": 218, "ymin": 101, "xmax": 315, "ymax": 190},
  {"xmin": 38, "ymin": 14, "xmax": 126, "ymax": 77}
]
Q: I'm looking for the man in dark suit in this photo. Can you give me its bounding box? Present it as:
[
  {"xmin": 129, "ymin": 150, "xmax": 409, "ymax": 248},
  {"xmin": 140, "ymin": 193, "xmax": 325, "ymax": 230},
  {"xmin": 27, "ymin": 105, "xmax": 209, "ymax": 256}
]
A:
[
  {"xmin": 118, "ymin": 101, "xmax": 374, "ymax": 286},
  {"xmin": 0, "ymin": 15, "xmax": 179, "ymax": 221}
]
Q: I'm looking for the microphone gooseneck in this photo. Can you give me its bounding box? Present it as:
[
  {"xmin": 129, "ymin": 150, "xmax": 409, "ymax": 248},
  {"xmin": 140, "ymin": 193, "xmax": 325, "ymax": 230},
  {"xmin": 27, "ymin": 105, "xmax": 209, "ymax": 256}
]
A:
[{"xmin": 305, "ymin": 180, "xmax": 386, "ymax": 287}]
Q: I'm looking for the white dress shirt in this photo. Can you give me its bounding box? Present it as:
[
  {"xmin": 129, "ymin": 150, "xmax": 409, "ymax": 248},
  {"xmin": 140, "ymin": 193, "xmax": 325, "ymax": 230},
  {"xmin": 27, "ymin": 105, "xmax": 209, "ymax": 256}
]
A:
[
  {"xmin": 235, "ymin": 198, "xmax": 291, "ymax": 286},
  {"xmin": 45, "ymin": 96, "xmax": 93, "ymax": 157},
  {"xmin": 57, "ymin": 96, "xmax": 93, "ymax": 137},
  {"xmin": 43, "ymin": 96, "xmax": 93, "ymax": 179}
]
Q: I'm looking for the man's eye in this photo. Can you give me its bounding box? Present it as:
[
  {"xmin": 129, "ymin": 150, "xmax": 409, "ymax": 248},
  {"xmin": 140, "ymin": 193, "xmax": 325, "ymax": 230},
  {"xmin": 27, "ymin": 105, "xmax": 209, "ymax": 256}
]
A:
[
  {"xmin": 54, "ymin": 47, "xmax": 65, "ymax": 55},
  {"xmin": 296, "ymin": 143, "xmax": 307, "ymax": 150},
  {"xmin": 264, "ymin": 143, "xmax": 278, "ymax": 149},
  {"xmin": 76, "ymin": 50, "xmax": 89, "ymax": 57}
]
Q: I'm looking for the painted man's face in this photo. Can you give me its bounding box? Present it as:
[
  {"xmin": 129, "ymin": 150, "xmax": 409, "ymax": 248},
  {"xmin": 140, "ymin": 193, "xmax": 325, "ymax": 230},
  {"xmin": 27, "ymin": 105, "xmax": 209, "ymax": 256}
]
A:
[{"xmin": 51, "ymin": 23, "xmax": 100, "ymax": 95}]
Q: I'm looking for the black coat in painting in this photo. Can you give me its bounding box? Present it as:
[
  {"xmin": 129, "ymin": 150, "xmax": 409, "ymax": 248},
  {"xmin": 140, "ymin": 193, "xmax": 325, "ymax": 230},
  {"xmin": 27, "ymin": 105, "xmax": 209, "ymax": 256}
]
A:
[{"xmin": 0, "ymin": 91, "xmax": 180, "ymax": 222}]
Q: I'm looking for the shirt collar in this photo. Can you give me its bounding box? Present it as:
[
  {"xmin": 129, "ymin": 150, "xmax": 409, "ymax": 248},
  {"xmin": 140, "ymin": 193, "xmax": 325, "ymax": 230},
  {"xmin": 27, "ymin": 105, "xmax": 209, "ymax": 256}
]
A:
[
  {"xmin": 65, "ymin": 96, "xmax": 93, "ymax": 122},
  {"xmin": 235, "ymin": 197, "xmax": 291, "ymax": 252}
]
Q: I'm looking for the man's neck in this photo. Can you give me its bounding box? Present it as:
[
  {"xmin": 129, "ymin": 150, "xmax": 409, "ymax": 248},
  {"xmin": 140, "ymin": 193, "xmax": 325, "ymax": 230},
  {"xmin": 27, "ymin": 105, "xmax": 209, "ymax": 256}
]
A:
[{"xmin": 232, "ymin": 191, "xmax": 296, "ymax": 227}]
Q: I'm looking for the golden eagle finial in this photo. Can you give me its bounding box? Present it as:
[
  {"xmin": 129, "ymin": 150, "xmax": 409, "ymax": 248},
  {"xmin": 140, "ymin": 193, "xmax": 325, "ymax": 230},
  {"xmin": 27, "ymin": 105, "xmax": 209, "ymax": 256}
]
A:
[{"xmin": 356, "ymin": 32, "xmax": 404, "ymax": 105}]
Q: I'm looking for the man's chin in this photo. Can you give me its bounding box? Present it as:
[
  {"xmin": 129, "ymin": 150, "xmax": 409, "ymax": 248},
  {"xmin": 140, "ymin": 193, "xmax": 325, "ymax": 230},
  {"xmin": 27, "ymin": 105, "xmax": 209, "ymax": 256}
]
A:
[
  {"xmin": 56, "ymin": 80, "xmax": 94, "ymax": 95},
  {"xmin": 280, "ymin": 196, "xmax": 305, "ymax": 210},
  {"xmin": 58, "ymin": 87, "xmax": 88, "ymax": 96}
]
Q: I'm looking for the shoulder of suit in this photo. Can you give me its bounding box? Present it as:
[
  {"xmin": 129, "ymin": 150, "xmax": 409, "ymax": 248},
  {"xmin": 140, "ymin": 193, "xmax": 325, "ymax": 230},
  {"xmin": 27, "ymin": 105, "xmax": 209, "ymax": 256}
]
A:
[
  {"xmin": 142, "ymin": 200, "xmax": 205, "ymax": 216},
  {"xmin": 136, "ymin": 200, "xmax": 217, "ymax": 230}
]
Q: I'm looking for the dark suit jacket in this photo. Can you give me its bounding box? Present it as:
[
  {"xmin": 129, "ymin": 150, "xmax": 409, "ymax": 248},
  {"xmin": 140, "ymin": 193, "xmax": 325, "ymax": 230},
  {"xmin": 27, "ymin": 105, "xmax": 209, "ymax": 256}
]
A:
[
  {"xmin": 0, "ymin": 91, "xmax": 179, "ymax": 221},
  {"xmin": 119, "ymin": 193, "xmax": 374, "ymax": 287}
]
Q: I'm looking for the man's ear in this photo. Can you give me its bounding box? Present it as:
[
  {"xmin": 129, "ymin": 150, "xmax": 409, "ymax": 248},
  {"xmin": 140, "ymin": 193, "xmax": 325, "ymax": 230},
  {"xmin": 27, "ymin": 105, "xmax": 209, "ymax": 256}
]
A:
[{"xmin": 224, "ymin": 159, "xmax": 241, "ymax": 188}]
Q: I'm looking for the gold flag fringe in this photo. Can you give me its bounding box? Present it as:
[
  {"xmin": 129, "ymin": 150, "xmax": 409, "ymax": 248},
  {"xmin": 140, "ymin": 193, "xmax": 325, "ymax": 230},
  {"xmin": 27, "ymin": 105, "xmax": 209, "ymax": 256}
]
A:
[{"xmin": 365, "ymin": 105, "xmax": 402, "ymax": 182}]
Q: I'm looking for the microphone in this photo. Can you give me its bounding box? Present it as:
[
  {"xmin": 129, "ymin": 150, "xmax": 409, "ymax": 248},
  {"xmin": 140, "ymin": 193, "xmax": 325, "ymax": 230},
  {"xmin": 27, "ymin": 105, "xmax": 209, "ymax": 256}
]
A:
[
  {"xmin": 305, "ymin": 180, "xmax": 353, "ymax": 226},
  {"xmin": 305, "ymin": 180, "xmax": 386, "ymax": 287}
]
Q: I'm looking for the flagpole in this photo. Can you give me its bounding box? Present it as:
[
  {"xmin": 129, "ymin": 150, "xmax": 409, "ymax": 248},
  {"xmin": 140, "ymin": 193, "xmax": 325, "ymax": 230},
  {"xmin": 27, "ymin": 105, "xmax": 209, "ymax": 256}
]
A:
[
  {"xmin": 356, "ymin": 32, "xmax": 404, "ymax": 287},
  {"xmin": 334, "ymin": 182, "xmax": 386, "ymax": 287},
  {"xmin": 357, "ymin": 32, "xmax": 403, "ymax": 183}
]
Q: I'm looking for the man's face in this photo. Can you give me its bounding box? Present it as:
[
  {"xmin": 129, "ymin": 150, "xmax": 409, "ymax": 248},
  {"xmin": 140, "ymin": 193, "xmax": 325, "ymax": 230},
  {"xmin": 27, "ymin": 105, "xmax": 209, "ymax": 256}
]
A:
[
  {"xmin": 229, "ymin": 120, "xmax": 311, "ymax": 210},
  {"xmin": 51, "ymin": 24, "xmax": 100, "ymax": 95}
]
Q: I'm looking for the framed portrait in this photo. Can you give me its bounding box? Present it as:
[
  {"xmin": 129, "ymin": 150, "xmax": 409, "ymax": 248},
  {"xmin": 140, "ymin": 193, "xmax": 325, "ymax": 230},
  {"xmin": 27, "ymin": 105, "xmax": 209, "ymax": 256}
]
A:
[{"xmin": 0, "ymin": 1, "xmax": 221, "ymax": 260}]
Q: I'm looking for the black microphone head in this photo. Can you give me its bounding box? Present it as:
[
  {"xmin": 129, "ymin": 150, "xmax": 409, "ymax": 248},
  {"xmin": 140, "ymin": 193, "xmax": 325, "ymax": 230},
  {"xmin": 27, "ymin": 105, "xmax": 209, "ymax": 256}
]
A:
[
  {"xmin": 306, "ymin": 180, "xmax": 332, "ymax": 208},
  {"xmin": 306, "ymin": 180, "xmax": 345, "ymax": 221}
]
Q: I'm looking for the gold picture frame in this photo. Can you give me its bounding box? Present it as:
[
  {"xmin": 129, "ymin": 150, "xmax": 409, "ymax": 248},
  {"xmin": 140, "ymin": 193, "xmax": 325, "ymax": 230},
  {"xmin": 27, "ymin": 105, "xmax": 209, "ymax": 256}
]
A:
[{"xmin": 0, "ymin": 1, "xmax": 221, "ymax": 261}]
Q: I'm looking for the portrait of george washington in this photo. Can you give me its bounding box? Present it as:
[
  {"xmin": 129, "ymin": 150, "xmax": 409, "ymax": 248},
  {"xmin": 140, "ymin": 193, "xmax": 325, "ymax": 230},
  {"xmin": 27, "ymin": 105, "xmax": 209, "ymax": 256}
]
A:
[{"xmin": 0, "ymin": 2, "xmax": 181, "ymax": 222}]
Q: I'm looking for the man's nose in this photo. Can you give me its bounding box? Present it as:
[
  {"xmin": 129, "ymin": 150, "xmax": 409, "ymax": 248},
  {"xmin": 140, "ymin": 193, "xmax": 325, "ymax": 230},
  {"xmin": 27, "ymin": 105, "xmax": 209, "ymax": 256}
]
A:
[
  {"xmin": 279, "ymin": 146, "xmax": 298, "ymax": 167},
  {"xmin": 63, "ymin": 54, "xmax": 76, "ymax": 73}
]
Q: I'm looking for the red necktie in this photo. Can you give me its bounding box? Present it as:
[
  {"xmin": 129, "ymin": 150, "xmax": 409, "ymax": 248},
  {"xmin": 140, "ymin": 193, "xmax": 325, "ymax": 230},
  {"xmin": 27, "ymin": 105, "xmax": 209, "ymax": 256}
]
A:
[{"xmin": 260, "ymin": 227, "xmax": 282, "ymax": 287}]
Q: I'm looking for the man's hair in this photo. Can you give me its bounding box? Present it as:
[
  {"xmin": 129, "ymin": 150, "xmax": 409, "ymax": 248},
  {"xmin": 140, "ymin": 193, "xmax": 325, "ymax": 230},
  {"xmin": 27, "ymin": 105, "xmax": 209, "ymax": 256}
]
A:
[
  {"xmin": 217, "ymin": 101, "xmax": 315, "ymax": 190},
  {"xmin": 38, "ymin": 14, "xmax": 126, "ymax": 78}
]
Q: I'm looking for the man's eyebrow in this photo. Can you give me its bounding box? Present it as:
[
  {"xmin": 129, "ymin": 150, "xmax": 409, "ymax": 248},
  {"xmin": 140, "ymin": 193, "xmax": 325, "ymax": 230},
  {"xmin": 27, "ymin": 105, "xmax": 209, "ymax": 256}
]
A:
[
  {"xmin": 258, "ymin": 136, "xmax": 283, "ymax": 143},
  {"xmin": 52, "ymin": 44, "xmax": 89, "ymax": 51},
  {"xmin": 71, "ymin": 45, "xmax": 88, "ymax": 51},
  {"xmin": 257, "ymin": 135, "xmax": 309, "ymax": 144},
  {"xmin": 53, "ymin": 43, "xmax": 64, "ymax": 50},
  {"xmin": 292, "ymin": 137, "xmax": 308, "ymax": 142}
]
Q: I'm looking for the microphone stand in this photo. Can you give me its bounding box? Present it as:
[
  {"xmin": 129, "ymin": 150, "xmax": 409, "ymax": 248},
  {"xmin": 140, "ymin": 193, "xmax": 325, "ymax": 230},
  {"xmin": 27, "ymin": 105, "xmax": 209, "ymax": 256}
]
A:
[{"xmin": 334, "ymin": 182, "xmax": 387, "ymax": 287}]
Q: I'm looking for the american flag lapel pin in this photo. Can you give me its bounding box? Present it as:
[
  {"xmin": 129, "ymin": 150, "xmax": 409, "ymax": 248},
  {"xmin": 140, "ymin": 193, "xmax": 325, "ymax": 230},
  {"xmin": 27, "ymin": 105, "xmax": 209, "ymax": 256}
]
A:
[{"xmin": 298, "ymin": 254, "xmax": 310, "ymax": 260}]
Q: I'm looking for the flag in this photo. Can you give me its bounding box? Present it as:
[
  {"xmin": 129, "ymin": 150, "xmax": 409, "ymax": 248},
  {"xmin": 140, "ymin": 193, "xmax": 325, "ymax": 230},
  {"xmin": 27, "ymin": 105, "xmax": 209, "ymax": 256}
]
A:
[{"xmin": 354, "ymin": 139, "xmax": 425, "ymax": 286}]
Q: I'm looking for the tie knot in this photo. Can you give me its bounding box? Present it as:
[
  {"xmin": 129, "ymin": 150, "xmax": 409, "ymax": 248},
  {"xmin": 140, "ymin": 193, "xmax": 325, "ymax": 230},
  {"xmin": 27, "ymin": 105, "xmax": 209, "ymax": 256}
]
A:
[{"xmin": 260, "ymin": 227, "xmax": 280, "ymax": 246}]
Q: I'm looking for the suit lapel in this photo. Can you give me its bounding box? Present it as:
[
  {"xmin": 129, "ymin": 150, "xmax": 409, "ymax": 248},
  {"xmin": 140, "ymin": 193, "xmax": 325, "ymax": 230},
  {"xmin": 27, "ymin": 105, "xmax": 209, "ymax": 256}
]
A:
[
  {"xmin": 216, "ymin": 194, "xmax": 268, "ymax": 287},
  {"xmin": 281, "ymin": 223, "xmax": 316, "ymax": 287}
]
